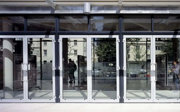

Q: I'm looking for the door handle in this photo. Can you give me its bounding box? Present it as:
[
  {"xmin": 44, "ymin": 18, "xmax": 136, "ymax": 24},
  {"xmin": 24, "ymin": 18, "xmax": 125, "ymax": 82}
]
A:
[{"xmin": 28, "ymin": 64, "xmax": 31, "ymax": 70}]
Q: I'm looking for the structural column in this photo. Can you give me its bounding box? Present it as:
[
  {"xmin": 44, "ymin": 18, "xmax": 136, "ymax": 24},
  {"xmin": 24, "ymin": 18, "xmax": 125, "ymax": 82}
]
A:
[
  {"xmin": 2, "ymin": 17, "xmax": 14, "ymax": 98},
  {"xmin": 55, "ymin": 17, "xmax": 60, "ymax": 102},
  {"xmin": 119, "ymin": 16, "xmax": 124, "ymax": 103},
  {"xmin": 3, "ymin": 39, "xmax": 13, "ymax": 98}
]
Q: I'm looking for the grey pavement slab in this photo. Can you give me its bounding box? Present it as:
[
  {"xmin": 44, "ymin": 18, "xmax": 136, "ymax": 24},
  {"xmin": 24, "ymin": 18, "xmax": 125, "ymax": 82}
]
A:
[{"xmin": 0, "ymin": 103, "xmax": 180, "ymax": 112}]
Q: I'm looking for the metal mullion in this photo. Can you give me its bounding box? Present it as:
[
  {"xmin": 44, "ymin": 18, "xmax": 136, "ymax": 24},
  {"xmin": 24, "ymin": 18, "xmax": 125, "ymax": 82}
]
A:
[
  {"xmin": 123, "ymin": 37, "xmax": 127, "ymax": 102},
  {"xmin": 151, "ymin": 35, "xmax": 156, "ymax": 101},
  {"xmin": 116, "ymin": 36, "xmax": 120, "ymax": 100},
  {"xmin": 87, "ymin": 37, "xmax": 92, "ymax": 101},
  {"xmin": 23, "ymin": 37, "xmax": 28, "ymax": 100},
  {"xmin": 52, "ymin": 36, "xmax": 56, "ymax": 102},
  {"xmin": 59, "ymin": 37, "xmax": 63, "ymax": 101}
]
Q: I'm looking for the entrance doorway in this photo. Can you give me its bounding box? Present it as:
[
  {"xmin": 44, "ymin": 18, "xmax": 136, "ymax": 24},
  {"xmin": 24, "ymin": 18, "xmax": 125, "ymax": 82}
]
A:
[
  {"xmin": 124, "ymin": 35, "xmax": 180, "ymax": 102},
  {"xmin": 59, "ymin": 35, "xmax": 119, "ymax": 102}
]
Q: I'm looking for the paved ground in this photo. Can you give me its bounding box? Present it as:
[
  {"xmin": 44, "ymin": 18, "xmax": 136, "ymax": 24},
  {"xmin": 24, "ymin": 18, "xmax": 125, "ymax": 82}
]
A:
[{"xmin": 0, "ymin": 103, "xmax": 180, "ymax": 112}]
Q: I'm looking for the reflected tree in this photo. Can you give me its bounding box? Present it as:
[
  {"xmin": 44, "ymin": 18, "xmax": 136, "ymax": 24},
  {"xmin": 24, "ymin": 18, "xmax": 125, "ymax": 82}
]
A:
[{"xmin": 95, "ymin": 39, "xmax": 116, "ymax": 62}]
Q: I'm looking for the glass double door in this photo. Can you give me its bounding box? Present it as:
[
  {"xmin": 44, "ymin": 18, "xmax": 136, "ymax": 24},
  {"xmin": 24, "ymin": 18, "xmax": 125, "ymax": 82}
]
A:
[
  {"xmin": 124, "ymin": 35, "xmax": 180, "ymax": 102},
  {"xmin": 60, "ymin": 35, "xmax": 119, "ymax": 102},
  {"xmin": 0, "ymin": 35, "xmax": 55, "ymax": 102}
]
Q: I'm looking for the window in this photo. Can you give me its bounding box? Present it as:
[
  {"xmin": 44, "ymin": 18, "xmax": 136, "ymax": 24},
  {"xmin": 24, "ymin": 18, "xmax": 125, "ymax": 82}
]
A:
[
  {"xmin": 44, "ymin": 50, "xmax": 47, "ymax": 56},
  {"xmin": 154, "ymin": 15, "xmax": 180, "ymax": 31},
  {"xmin": 0, "ymin": 16, "xmax": 24, "ymax": 31},
  {"xmin": 74, "ymin": 40, "xmax": 77, "ymax": 46},
  {"xmin": 27, "ymin": 16, "xmax": 55, "ymax": 31},
  {"xmin": 74, "ymin": 50, "xmax": 77, "ymax": 55},
  {"xmin": 44, "ymin": 42, "xmax": 47, "ymax": 46},
  {"xmin": 60, "ymin": 16, "xmax": 88, "ymax": 31},
  {"xmin": 123, "ymin": 15, "xmax": 151, "ymax": 31},
  {"xmin": 90, "ymin": 16, "xmax": 119, "ymax": 31}
]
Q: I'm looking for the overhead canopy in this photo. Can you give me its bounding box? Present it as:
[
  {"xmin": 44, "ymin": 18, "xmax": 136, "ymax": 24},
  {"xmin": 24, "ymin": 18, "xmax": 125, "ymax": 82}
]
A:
[{"xmin": 0, "ymin": 0, "xmax": 180, "ymax": 14}]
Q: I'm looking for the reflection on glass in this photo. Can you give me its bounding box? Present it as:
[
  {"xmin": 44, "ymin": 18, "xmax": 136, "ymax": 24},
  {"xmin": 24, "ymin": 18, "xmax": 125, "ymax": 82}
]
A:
[
  {"xmin": 0, "ymin": 16, "xmax": 24, "ymax": 31},
  {"xmin": 60, "ymin": 16, "xmax": 88, "ymax": 31},
  {"xmin": 154, "ymin": 15, "xmax": 180, "ymax": 31},
  {"xmin": 126, "ymin": 38, "xmax": 151, "ymax": 99},
  {"xmin": 90, "ymin": 16, "xmax": 119, "ymax": 31},
  {"xmin": 0, "ymin": 38, "xmax": 23, "ymax": 99},
  {"xmin": 56, "ymin": 5, "xmax": 84, "ymax": 11},
  {"xmin": 62, "ymin": 38, "xmax": 87, "ymax": 99},
  {"xmin": 123, "ymin": 16, "xmax": 151, "ymax": 31},
  {"xmin": 92, "ymin": 38, "xmax": 116, "ymax": 99},
  {"xmin": 27, "ymin": 16, "xmax": 55, "ymax": 31},
  {"xmin": 28, "ymin": 38, "xmax": 53, "ymax": 99},
  {"xmin": 91, "ymin": 5, "xmax": 118, "ymax": 11},
  {"xmin": 156, "ymin": 38, "xmax": 180, "ymax": 99}
]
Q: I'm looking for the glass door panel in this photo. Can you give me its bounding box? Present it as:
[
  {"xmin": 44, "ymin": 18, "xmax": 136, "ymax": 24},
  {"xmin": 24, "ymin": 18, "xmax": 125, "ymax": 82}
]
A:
[
  {"xmin": 0, "ymin": 38, "xmax": 23, "ymax": 99},
  {"xmin": 156, "ymin": 38, "xmax": 180, "ymax": 99},
  {"xmin": 126, "ymin": 38, "xmax": 151, "ymax": 99},
  {"xmin": 28, "ymin": 38, "xmax": 53, "ymax": 99},
  {"xmin": 62, "ymin": 38, "xmax": 87, "ymax": 100},
  {"xmin": 92, "ymin": 38, "xmax": 117, "ymax": 100}
]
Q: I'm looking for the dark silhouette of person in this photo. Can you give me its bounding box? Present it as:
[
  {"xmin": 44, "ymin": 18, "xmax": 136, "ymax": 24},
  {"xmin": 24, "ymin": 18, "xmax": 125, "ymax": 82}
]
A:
[
  {"xmin": 172, "ymin": 60, "xmax": 180, "ymax": 90},
  {"xmin": 68, "ymin": 59, "xmax": 77, "ymax": 83}
]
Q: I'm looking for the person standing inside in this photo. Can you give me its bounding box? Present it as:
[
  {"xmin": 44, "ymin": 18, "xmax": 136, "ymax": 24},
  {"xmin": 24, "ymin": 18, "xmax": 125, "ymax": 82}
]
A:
[
  {"xmin": 172, "ymin": 60, "xmax": 180, "ymax": 90},
  {"xmin": 68, "ymin": 59, "xmax": 77, "ymax": 83}
]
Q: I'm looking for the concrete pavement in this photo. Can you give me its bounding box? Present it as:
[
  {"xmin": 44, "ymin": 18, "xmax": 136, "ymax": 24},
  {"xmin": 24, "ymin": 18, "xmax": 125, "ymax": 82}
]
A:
[{"xmin": 0, "ymin": 103, "xmax": 180, "ymax": 112}]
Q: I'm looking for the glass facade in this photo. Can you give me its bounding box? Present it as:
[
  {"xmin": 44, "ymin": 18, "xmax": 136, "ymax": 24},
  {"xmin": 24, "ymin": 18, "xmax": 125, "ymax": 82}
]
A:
[{"xmin": 0, "ymin": 15, "xmax": 179, "ymax": 103}]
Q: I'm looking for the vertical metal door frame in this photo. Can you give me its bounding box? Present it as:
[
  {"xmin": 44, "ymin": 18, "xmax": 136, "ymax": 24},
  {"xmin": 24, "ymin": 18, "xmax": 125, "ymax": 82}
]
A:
[{"xmin": 87, "ymin": 37, "xmax": 92, "ymax": 102}]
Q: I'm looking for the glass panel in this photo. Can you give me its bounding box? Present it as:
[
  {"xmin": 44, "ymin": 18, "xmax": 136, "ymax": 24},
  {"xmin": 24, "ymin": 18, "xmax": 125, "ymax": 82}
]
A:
[
  {"xmin": 123, "ymin": 16, "xmax": 151, "ymax": 31},
  {"xmin": 92, "ymin": 38, "xmax": 116, "ymax": 100},
  {"xmin": 91, "ymin": 5, "xmax": 119, "ymax": 11},
  {"xmin": 90, "ymin": 16, "xmax": 119, "ymax": 31},
  {"xmin": 28, "ymin": 38, "xmax": 53, "ymax": 99},
  {"xmin": 56, "ymin": 5, "xmax": 84, "ymax": 12},
  {"xmin": 126, "ymin": 38, "xmax": 151, "ymax": 99},
  {"xmin": 60, "ymin": 16, "xmax": 88, "ymax": 31},
  {"xmin": 154, "ymin": 15, "xmax": 180, "ymax": 31},
  {"xmin": 27, "ymin": 16, "xmax": 55, "ymax": 31},
  {"xmin": 0, "ymin": 6, "xmax": 52, "ymax": 12},
  {"xmin": 156, "ymin": 38, "xmax": 180, "ymax": 99},
  {"xmin": 0, "ymin": 38, "xmax": 23, "ymax": 99},
  {"xmin": 0, "ymin": 16, "xmax": 24, "ymax": 31},
  {"xmin": 62, "ymin": 38, "xmax": 87, "ymax": 99}
]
